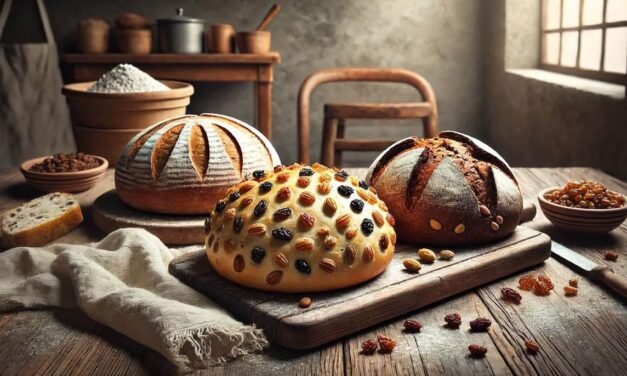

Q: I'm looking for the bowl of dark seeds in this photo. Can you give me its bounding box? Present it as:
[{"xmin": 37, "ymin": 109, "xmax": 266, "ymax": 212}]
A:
[{"xmin": 20, "ymin": 152, "xmax": 108, "ymax": 193}]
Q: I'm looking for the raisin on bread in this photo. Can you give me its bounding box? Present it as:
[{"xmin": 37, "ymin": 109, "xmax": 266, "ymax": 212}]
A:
[
  {"xmin": 205, "ymin": 163, "xmax": 396, "ymax": 292},
  {"xmin": 1, "ymin": 193, "xmax": 83, "ymax": 249},
  {"xmin": 115, "ymin": 113, "xmax": 281, "ymax": 215},
  {"xmin": 366, "ymin": 131, "xmax": 522, "ymax": 246}
]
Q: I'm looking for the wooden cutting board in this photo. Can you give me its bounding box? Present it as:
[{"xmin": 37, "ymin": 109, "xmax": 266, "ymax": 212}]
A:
[
  {"xmin": 169, "ymin": 226, "xmax": 550, "ymax": 349},
  {"xmin": 92, "ymin": 189, "xmax": 537, "ymax": 246}
]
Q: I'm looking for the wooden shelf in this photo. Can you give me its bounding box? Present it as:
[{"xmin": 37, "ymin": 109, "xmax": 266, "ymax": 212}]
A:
[
  {"xmin": 62, "ymin": 52, "xmax": 281, "ymax": 65},
  {"xmin": 62, "ymin": 52, "xmax": 280, "ymax": 139}
]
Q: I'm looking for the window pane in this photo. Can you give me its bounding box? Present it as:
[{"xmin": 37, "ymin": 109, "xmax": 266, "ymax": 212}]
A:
[
  {"xmin": 582, "ymin": 0, "xmax": 603, "ymax": 25},
  {"xmin": 544, "ymin": 32, "xmax": 561, "ymax": 64},
  {"xmin": 561, "ymin": 31, "xmax": 579, "ymax": 66},
  {"xmin": 604, "ymin": 27, "xmax": 627, "ymax": 73},
  {"xmin": 580, "ymin": 29, "xmax": 602, "ymax": 69},
  {"xmin": 606, "ymin": 0, "xmax": 627, "ymax": 22},
  {"xmin": 562, "ymin": 0, "xmax": 580, "ymax": 28},
  {"xmin": 545, "ymin": 0, "xmax": 561, "ymax": 29}
]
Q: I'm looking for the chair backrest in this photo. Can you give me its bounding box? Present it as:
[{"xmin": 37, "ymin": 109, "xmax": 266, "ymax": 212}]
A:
[{"xmin": 297, "ymin": 68, "xmax": 438, "ymax": 164}]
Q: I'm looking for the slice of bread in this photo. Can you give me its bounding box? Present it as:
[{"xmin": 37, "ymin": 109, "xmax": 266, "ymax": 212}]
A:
[{"xmin": 1, "ymin": 193, "xmax": 83, "ymax": 249}]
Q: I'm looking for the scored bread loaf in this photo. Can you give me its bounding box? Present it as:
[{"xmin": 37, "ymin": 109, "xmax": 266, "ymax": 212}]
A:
[
  {"xmin": 1, "ymin": 192, "xmax": 83, "ymax": 248},
  {"xmin": 205, "ymin": 163, "xmax": 397, "ymax": 292},
  {"xmin": 366, "ymin": 131, "xmax": 522, "ymax": 246},
  {"xmin": 115, "ymin": 113, "xmax": 281, "ymax": 214}
]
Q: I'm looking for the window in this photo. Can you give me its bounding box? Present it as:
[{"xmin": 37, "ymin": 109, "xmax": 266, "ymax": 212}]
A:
[{"xmin": 541, "ymin": 0, "xmax": 627, "ymax": 84}]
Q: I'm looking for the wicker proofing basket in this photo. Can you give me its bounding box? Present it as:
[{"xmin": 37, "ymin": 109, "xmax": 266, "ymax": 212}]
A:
[{"xmin": 62, "ymin": 80, "xmax": 193, "ymax": 163}]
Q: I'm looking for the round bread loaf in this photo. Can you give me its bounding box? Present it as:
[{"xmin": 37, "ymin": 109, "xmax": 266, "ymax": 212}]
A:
[
  {"xmin": 115, "ymin": 113, "xmax": 280, "ymax": 214},
  {"xmin": 205, "ymin": 163, "xmax": 396, "ymax": 292},
  {"xmin": 366, "ymin": 131, "xmax": 522, "ymax": 246}
]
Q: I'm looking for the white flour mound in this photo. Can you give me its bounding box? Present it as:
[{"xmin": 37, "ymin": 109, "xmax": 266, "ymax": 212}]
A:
[{"xmin": 87, "ymin": 64, "xmax": 170, "ymax": 93}]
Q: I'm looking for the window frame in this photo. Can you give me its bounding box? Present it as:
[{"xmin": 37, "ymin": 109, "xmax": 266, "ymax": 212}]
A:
[{"xmin": 540, "ymin": 0, "xmax": 627, "ymax": 85}]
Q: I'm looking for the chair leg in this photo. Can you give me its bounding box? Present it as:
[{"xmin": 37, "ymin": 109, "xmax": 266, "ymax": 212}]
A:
[
  {"xmin": 321, "ymin": 116, "xmax": 338, "ymax": 167},
  {"xmin": 334, "ymin": 118, "xmax": 346, "ymax": 168}
]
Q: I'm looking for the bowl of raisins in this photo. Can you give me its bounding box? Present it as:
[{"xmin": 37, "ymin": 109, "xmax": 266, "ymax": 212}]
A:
[
  {"xmin": 20, "ymin": 153, "xmax": 108, "ymax": 193},
  {"xmin": 538, "ymin": 181, "xmax": 627, "ymax": 233}
]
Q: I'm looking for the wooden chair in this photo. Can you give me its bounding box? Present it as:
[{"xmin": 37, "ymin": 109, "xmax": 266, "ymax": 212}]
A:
[{"xmin": 297, "ymin": 68, "xmax": 438, "ymax": 166}]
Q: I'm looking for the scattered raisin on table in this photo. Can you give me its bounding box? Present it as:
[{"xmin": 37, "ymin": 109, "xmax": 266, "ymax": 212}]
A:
[
  {"xmin": 469, "ymin": 317, "xmax": 492, "ymax": 332},
  {"xmin": 500, "ymin": 287, "xmax": 522, "ymax": 304},
  {"xmin": 377, "ymin": 334, "xmax": 396, "ymax": 353},
  {"xmin": 568, "ymin": 278, "xmax": 578, "ymax": 288},
  {"xmin": 518, "ymin": 274, "xmax": 537, "ymax": 291},
  {"xmin": 605, "ymin": 251, "xmax": 619, "ymax": 261},
  {"xmin": 444, "ymin": 313, "xmax": 462, "ymax": 329},
  {"xmin": 361, "ymin": 340, "xmax": 378, "ymax": 355},
  {"xmin": 537, "ymin": 275, "xmax": 554, "ymax": 290},
  {"xmin": 525, "ymin": 339, "xmax": 540, "ymax": 354},
  {"xmin": 564, "ymin": 286, "xmax": 578, "ymax": 296},
  {"xmin": 403, "ymin": 319, "xmax": 423, "ymax": 333},
  {"xmin": 468, "ymin": 344, "xmax": 488, "ymax": 358},
  {"xmin": 533, "ymin": 280, "xmax": 551, "ymax": 296}
]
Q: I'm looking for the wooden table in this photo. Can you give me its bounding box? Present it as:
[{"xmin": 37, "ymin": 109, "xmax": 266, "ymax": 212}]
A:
[
  {"xmin": 61, "ymin": 53, "xmax": 281, "ymax": 139},
  {"xmin": 0, "ymin": 167, "xmax": 625, "ymax": 375}
]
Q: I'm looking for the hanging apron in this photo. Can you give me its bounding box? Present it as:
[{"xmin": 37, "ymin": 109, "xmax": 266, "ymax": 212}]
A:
[{"xmin": 0, "ymin": 0, "xmax": 75, "ymax": 168}]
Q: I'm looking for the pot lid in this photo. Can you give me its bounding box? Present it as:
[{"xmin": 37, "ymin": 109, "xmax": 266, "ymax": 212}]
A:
[{"xmin": 157, "ymin": 8, "xmax": 204, "ymax": 24}]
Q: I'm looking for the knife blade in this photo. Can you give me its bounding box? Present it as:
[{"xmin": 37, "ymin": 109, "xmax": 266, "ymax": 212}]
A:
[{"xmin": 551, "ymin": 241, "xmax": 627, "ymax": 301}]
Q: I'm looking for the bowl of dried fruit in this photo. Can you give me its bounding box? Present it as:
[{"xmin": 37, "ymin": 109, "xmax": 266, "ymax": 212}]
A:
[
  {"xmin": 20, "ymin": 153, "xmax": 108, "ymax": 193},
  {"xmin": 538, "ymin": 181, "xmax": 627, "ymax": 233}
]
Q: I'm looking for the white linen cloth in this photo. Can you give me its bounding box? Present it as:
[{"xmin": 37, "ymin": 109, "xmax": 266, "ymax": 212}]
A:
[{"xmin": 0, "ymin": 228, "xmax": 268, "ymax": 372}]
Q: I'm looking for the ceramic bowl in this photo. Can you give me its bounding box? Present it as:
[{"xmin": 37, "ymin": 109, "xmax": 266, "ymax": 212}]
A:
[
  {"xmin": 538, "ymin": 187, "xmax": 627, "ymax": 233},
  {"xmin": 62, "ymin": 80, "xmax": 193, "ymax": 129},
  {"xmin": 236, "ymin": 31, "xmax": 271, "ymax": 53},
  {"xmin": 20, "ymin": 155, "xmax": 108, "ymax": 193}
]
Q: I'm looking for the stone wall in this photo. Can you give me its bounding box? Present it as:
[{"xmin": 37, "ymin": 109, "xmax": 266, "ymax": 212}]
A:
[{"xmin": 2, "ymin": 0, "xmax": 486, "ymax": 166}]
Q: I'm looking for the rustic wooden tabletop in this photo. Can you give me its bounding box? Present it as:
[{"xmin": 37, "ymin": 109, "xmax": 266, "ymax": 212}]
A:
[{"xmin": 0, "ymin": 167, "xmax": 625, "ymax": 375}]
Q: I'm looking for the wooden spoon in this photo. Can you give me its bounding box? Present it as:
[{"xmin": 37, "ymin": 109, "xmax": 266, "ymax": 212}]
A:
[{"xmin": 256, "ymin": 4, "xmax": 281, "ymax": 31}]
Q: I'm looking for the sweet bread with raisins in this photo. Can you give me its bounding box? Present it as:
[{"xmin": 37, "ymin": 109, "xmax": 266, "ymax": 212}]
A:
[{"xmin": 204, "ymin": 163, "xmax": 396, "ymax": 292}]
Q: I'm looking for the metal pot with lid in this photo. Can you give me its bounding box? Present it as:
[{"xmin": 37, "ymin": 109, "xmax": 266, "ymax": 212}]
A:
[{"xmin": 157, "ymin": 8, "xmax": 204, "ymax": 53}]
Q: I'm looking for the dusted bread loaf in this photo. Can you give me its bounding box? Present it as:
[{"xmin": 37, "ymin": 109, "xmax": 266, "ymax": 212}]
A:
[
  {"xmin": 205, "ymin": 163, "xmax": 396, "ymax": 292},
  {"xmin": 115, "ymin": 114, "xmax": 281, "ymax": 214},
  {"xmin": 366, "ymin": 131, "xmax": 522, "ymax": 246}
]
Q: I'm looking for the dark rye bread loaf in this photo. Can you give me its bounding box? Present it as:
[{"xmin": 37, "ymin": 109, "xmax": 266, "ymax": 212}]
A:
[{"xmin": 365, "ymin": 131, "xmax": 522, "ymax": 246}]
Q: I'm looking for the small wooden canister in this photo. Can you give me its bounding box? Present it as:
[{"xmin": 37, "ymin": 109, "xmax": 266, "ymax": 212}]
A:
[
  {"xmin": 75, "ymin": 18, "xmax": 109, "ymax": 54},
  {"xmin": 209, "ymin": 24, "xmax": 235, "ymax": 53},
  {"xmin": 115, "ymin": 29, "xmax": 152, "ymax": 54}
]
